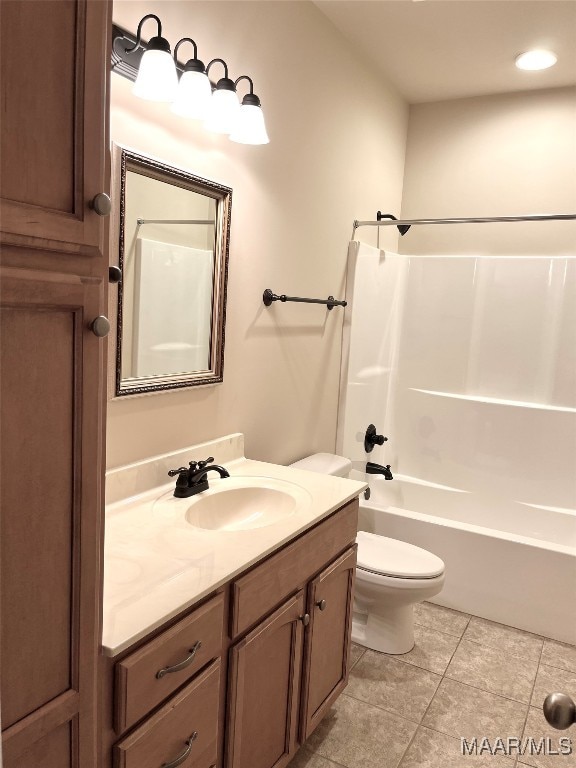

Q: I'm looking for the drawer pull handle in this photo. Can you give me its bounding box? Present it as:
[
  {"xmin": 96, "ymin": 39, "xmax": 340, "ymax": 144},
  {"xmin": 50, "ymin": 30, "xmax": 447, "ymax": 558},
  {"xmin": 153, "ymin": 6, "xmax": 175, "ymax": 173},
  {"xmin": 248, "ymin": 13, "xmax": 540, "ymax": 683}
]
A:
[
  {"xmin": 161, "ymin": 732, "xmax": 197, "ymax": 768},
  {"xmin": 156, "ymin": 640, "xmax": 202, "ymax": 679},
  {"xmin": 316, "ymin": 599, "xmax": 327, "ymax": 611}
]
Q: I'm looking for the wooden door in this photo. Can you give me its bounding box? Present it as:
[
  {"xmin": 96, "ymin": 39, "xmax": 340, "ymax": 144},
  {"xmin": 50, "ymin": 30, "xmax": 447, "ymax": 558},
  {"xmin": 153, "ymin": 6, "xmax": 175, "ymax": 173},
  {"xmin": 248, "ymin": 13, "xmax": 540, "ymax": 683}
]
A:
[
  {"xmin": 300, "ymin": 547, "xmax": 357, "ymax": 740},
  {"xmin": 0, "ymin": 0, "xmax": 110, "ymax": 258},
  {"xmin": 0, "ymin": 266, "xmax": 106, "ymax": 766},
  {"xmin": 226, "ymin": 593, "xmax": 305, "ymax": 768}
]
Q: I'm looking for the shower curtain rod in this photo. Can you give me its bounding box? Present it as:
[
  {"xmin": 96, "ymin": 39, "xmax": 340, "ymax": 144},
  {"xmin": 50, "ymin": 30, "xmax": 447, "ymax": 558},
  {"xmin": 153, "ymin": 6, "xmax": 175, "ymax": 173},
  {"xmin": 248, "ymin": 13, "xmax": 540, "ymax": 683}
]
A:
[
  {"xmin": 137, "ymin": 218, "xmax": 216, "ymax": 226},
  {"xmin": 353, "ymin": 213, "xmax": 576, "ymax": 233}
]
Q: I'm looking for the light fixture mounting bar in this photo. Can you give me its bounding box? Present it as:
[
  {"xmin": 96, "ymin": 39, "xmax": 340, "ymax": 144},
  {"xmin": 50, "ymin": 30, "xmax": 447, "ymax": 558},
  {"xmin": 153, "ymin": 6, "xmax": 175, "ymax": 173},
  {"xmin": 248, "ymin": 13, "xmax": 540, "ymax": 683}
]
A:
[{"xmin": 111, "ymin": 23, "xmax": 186, "ymax": 82}]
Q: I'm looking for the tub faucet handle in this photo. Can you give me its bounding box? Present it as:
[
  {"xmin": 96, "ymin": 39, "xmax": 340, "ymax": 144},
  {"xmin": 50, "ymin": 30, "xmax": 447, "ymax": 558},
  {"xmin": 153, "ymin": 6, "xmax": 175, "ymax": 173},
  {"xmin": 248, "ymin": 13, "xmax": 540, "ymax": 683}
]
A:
[{"xmin": 364, "ymin": 424, "xmax": 388, "ymax": 453}]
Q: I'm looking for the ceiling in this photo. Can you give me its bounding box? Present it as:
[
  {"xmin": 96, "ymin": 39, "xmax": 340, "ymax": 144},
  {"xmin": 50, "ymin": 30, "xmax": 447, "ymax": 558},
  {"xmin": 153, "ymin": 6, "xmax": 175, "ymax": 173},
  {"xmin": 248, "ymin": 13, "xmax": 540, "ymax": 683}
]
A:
[{"xmin": 313, "ymin": 1, "xmax": 576, "ymax": 103}]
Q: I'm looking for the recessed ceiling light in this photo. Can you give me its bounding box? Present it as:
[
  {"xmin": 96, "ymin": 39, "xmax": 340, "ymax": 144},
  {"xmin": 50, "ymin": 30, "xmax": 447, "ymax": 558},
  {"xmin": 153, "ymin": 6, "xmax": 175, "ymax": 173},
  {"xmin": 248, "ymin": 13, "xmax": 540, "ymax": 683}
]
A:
[{"xmin": 515, "ymin": 50, "xmax": 558, "ymax": 71}]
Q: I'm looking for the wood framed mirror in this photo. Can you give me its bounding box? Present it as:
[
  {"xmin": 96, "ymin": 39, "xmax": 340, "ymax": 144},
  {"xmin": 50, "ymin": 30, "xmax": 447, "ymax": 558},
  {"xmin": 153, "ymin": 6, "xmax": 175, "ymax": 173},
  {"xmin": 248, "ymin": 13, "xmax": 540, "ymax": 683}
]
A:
[{"xmin": 109, "ymin": 145, "xmax": 231, "ymax": 397}]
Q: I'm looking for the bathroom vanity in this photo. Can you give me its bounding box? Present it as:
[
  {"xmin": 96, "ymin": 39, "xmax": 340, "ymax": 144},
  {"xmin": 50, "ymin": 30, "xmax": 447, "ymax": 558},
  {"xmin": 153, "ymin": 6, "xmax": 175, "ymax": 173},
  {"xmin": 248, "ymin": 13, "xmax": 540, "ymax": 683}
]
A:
[{"xmin": 100, "ymin": 434, "xmax": 366, "ymax": 768}]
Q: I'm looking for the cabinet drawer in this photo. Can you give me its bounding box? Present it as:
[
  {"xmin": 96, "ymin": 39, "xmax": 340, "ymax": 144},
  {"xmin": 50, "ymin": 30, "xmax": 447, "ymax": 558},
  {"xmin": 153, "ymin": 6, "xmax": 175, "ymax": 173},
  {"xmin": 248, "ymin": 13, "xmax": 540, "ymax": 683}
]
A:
[
  {"xmin": 114, "ymin": 659, "xmax": 220, "ymax": 768},
  {"xmin": 231, "ymin": 499, "xmax": 358, "ymax": 638},
  {"xmin": 115, "ymin": 593, "xmax": 224, "ymax": 733}
]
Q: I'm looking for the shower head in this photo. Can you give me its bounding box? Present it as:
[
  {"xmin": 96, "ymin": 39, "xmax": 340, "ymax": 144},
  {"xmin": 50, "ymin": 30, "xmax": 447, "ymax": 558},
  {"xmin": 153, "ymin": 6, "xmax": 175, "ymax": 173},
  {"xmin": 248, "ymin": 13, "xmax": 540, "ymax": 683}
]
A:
[{"xmin": 377, "ymin": 211, "xmax": 411, "ymax": 236}]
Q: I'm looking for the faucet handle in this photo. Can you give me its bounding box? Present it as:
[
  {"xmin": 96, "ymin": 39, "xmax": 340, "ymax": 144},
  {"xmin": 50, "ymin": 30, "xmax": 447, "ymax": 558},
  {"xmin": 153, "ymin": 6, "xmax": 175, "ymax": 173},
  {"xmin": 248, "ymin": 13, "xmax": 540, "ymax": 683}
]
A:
[
  {"xmin": 168, "ymin": 466, "xmax": 192, "ymax": 490},
  {"xmin": 364, "ymin": 424, "xmax": 388, "ymax": 453},
  {"xmin": 168, "ymin": 466, "xmax": 188, "ymax": 477},
  {"xmin": 196, "ymin": 456, "xmax": 214, "ymax": 470}
]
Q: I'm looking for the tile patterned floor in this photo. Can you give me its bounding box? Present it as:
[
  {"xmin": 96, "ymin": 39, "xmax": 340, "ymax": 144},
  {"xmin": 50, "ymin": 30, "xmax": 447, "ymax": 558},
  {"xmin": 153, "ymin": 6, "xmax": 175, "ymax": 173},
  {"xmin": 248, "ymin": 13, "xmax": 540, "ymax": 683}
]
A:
[{"xmin": 289, "ymin": 603, "xmax": 576, "ymax": 768}]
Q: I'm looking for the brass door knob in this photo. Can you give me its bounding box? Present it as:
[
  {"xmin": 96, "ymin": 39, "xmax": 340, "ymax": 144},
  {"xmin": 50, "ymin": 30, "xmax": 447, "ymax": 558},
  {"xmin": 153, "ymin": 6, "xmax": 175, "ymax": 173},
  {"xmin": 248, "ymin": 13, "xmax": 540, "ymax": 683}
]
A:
[
  {"xmin": 300, "ymin": 614, "xmax": 310, "ymax": 626},
  {"xmin": 90, "ymin": 316, "xmax": 110, "ymax": 337},
  {"xmin": 316, "ymin": 599, "xmax": 327, "ymax": 611},
  {"xmin": 89, "ymin": 192, "xmax": 111, "ymax": 216}
]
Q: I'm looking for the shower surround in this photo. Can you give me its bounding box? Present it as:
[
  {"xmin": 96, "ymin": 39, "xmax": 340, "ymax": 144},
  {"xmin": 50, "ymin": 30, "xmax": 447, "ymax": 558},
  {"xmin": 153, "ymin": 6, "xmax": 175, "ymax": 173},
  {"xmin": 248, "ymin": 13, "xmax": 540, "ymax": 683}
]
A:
[{"xmin": 337, "ymin": 241, "xmax": 576, "ymax": 644}]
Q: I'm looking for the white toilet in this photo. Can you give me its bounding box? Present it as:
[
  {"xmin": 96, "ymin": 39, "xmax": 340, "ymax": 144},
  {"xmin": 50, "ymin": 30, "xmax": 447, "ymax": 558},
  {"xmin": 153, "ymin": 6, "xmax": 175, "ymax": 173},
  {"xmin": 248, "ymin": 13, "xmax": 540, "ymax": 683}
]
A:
[{"xmin": 290, "ymin": 453, "xmax": 445, "ymax": 654}]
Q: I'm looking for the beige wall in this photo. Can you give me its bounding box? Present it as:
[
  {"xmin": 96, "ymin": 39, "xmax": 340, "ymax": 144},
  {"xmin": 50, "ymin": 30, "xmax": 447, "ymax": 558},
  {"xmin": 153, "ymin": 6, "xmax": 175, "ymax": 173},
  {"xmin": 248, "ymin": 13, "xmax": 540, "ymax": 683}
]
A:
[
  {"xmin": 400, "ymin": 86, "xmax": 576, "ymax": 255},
  {"xmin": 107, "ymin": 1, "xmax": 408, "ymax": 469}
]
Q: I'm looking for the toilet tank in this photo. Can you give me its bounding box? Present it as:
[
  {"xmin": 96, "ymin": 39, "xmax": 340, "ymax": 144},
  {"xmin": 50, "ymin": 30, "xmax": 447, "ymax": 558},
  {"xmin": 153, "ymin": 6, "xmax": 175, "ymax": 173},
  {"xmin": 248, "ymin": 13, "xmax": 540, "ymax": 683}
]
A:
[{"xmin": 289, "ymin": 452, "xmax": 352, "ymax": 478}]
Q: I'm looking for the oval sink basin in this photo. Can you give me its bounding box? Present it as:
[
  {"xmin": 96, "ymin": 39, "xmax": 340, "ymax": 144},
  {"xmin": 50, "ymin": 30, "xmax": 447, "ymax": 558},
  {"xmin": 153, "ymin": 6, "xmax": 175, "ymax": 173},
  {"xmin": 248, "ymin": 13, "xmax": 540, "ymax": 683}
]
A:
[{"xmin": 184, "ymin": 477, "xmax": 311, "ymax": 532}]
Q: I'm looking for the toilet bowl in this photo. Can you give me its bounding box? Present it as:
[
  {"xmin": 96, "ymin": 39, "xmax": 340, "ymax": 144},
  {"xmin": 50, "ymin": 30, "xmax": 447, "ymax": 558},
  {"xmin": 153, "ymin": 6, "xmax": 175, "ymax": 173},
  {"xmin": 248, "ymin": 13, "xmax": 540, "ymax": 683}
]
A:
[
  {"xmin": 289, "ymin": 453, "xmax": 445, "ymax": 654},
  {"xmin": 353, "ymin": 531, "xmax": 444, "ymax": 653}
]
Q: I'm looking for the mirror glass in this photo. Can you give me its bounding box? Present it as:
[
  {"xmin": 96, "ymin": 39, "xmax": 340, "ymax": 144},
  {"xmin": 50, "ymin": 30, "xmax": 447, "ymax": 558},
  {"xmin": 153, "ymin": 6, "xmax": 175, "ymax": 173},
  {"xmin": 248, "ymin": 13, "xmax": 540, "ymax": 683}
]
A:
[{"xmin": 111, "ymin": 146, "xmax": 231, "ymax": 396}]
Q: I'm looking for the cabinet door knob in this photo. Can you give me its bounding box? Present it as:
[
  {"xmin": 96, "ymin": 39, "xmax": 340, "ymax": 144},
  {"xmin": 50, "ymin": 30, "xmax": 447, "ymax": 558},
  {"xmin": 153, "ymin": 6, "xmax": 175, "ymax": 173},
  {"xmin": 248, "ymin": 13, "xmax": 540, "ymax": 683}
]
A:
[
  {"xmin": 109, "ymin": 266, "xmax": 122, "ymax": 284},
  {"xmin": 90, "ymin": 315, "xmax": 110, "ymax": 337},
  {"xmin": 89, "ymin": 192, "xmax": 111, "ymax": 216},
  {"xmin": 161, "ymin": 732, "xmax": 197, "ymax": 768},
  {"xmin": 316, "ymin": 599, "xmax": 327, "ymax": 611},
  {"xmin": 300, "ymin": 613, "xmax": 310, "ymax": 626}
]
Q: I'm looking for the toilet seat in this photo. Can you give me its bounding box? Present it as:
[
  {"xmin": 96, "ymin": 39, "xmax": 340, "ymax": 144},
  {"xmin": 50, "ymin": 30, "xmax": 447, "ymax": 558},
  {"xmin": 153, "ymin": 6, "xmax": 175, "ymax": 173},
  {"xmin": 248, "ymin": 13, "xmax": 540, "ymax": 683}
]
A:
[{"xmin": 356, "ymin": 531, "xmax": 445, "ymax": 580}]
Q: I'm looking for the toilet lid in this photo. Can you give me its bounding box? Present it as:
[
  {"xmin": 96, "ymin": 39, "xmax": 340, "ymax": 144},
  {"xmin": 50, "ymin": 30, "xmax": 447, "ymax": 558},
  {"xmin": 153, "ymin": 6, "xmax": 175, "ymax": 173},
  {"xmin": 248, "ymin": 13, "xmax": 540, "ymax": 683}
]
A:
[{"xmin": 356, "ymin": 531, "xmax": 445, "ymax": 579}]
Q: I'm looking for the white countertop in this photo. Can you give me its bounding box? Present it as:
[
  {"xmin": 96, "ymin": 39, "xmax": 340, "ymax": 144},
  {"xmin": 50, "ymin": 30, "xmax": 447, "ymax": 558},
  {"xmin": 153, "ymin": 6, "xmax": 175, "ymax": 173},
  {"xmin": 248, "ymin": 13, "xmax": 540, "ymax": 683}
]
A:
[{"xmin": 103, "ymin": 434, "xmax": 366, "ymax": 656}]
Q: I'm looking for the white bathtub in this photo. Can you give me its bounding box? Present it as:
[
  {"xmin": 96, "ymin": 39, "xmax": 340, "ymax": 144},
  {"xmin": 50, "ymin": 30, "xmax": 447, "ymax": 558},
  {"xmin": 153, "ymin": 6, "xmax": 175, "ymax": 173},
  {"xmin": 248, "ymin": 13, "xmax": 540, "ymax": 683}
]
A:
[{"xmin": 357, "ymin": 474, "xmax": 576, "ymax": 645}]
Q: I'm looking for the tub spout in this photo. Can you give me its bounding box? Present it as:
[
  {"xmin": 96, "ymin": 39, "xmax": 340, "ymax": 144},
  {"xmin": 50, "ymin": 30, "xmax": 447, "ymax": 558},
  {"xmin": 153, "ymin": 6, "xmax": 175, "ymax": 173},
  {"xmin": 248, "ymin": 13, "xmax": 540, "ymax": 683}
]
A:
[{"xmin": 366, "ymin": 461, "xmax": 393, "ymax": 480}]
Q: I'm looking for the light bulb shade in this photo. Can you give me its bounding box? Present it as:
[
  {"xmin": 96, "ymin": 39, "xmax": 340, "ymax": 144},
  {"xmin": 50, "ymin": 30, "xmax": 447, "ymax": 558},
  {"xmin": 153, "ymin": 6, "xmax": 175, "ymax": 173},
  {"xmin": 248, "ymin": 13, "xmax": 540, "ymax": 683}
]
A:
[
  {"xmin": 171, "ymin": 71, "xmax": 213, "ymax": 119},
  {"xmin": 230, "ymin": 104, "xmax": 269, "ymax": 145},
  {"xmin": 204, "ymin": 88, "xmax": 240, "ymax": 134},
  {"xmin": 133, "ymin": 48, "xmax": 178, "ymax": 101}
]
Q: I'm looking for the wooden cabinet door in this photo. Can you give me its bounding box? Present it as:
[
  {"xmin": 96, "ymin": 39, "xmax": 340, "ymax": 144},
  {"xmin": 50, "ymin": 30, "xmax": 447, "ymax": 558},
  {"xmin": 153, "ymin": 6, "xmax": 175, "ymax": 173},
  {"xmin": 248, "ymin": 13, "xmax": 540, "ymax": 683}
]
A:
[
  {"xmin": 0, "ymin": 265, "xmax": 105, "ymax": 767},
  {"xmin": 300, "ymin": 547, "xmax": 357, "ymax": 740},
  {"xmin": 226, "ymin": 592, "xmax": 305, "ymax": 768},
  {"xmin": 0, "ymin": 0, "xmax": 111, "ymax": 257}
]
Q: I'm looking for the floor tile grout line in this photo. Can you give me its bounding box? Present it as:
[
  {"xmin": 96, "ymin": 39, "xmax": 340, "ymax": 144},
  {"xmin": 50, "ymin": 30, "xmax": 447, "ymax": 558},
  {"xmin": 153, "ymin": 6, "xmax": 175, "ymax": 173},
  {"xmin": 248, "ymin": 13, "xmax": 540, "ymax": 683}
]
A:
[
  {"xmin": 442, "ymin": 653, "xmax": 540, "ymax": 705},
  {"xmin": 383, "ymin": 637, "xmax": 459, "ymax": 676},
  {"xmin": 300, "ymin": 744, "xmax": 350, "ymax": 768},
  {"xmin": 414, "ymin": 627, "xmax": 465, "ymax": 732},
  {"xmin": 414, "ymin": 610, "xmax": 471, "ymax": 635},
  {"xmin": 535, "ymin": 658, "xmax": 576, "ymax": 675},
  {"xmin": 437, "ymin": 672, "xmax": 535, "ymax": 707},
  {"xmin": 517, "ymin": 639, "xmax": 546, "ymax": 767},
  {"xmin": 395, "ymin": 721, "xmax": 422, "ymax": 768},
  {"xmin": 349, "ymin": 647, "xmax": 366, "ymax": 671},
  {"xmin": 427, "ymin": 604, "xmax": 538, "ymax": 634},
  {"xmin": 410, "ymin": 722, "xmax": 518, "ymax": 765},
  {"xmin": 392, "ymin": 617, "xmax": 467, "ymax": 679},
  {"xmin": 458, "ymin": 634, "xmax": 545, "ymax": 664},
  {"xmin": 332, "ymin": 693, "xmax": 426, "ymax": 768},
  {"xmin": 342, "ymin": 689, "xmax": 436, "ymax": 729},
  {"xmin": 300, "ymin": 742, "xmax": 349, "ymax": 768},
  {"xmin": 455, "ymin": 609, "xmax": 548, "ymax": 641},
  {"xmin": 413, "ymin": 616, "xmax": 470, "ymax": 640},
  {"xmin": 386, "ymin": 655, "xmax": 453, "ymax": 676},
  {"xmin": 429, "ymin": 603, "xmax": 576, "ymax": 651}
]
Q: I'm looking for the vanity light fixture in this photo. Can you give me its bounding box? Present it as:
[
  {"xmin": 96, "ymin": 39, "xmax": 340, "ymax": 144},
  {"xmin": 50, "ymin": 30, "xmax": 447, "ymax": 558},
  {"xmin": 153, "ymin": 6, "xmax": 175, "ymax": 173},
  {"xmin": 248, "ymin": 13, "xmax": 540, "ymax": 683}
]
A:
[
  {"xmin": 230, "ymin": 76, "xmax": 270, "ymax": 145},
  {"xmin": 125, "ymin": 14, "xmax": 178, "ymax": 101},
  {"xmin": 204, "ymin": 59, "xmax": 241, "ymax": 135},
  {"xmin": 112, "ymin": 17, "xmax": 269, "ymax": 144},
  {"xmin": 170, "ymin": 38, "xmax": 212, "ymax": 119},
  {"xmin": 515, "ymin": 49, "xmax": 558, "ymax": 71}
]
